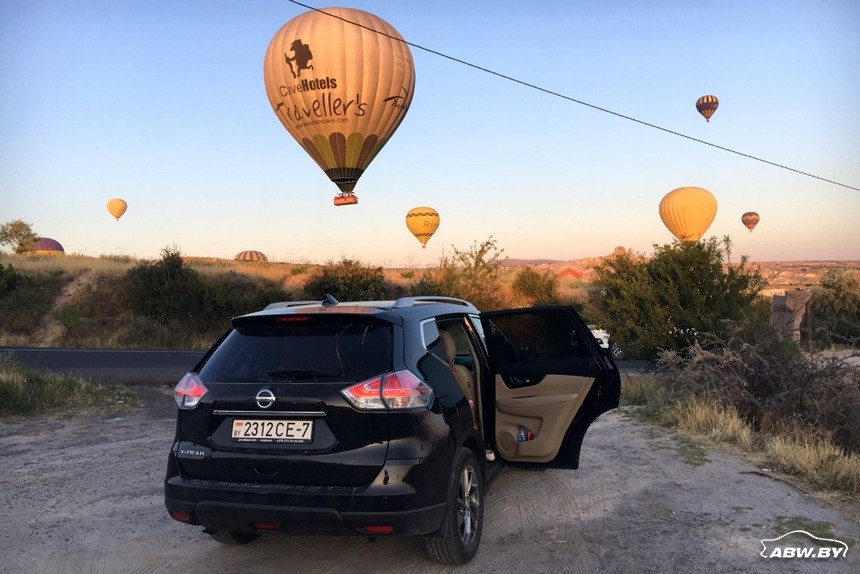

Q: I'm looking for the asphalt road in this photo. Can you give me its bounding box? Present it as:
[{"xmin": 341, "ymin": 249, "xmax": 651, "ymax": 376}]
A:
[
  {"xmin": 0, "ymin": 347, "xmax": 205, "ymax": 385},
  {"xmin": 0, "ymin": 347, "xmax": 650, "ymax": 385}
]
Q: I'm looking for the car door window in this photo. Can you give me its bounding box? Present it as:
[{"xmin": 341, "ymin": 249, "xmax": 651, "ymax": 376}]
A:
[{"xmin": 486, "ymin": 310, "xmax": 593, "ymax": 375}]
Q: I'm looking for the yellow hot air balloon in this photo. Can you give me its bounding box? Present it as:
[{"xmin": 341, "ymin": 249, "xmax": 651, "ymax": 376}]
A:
[
  {"xmin": 741, "ymin": 211, "xmax": 760, "ymax": 232},
  {"xmin": 106, "ymin": 198, "xmax": 128, "ymax": 221},
  {"xmin": 696, "ymin": 95, "xmax": 719, "ymax": 122},
  {"xmin": 659, "ymin": 186, "xmax": 718, "ymax": 242},
  {"xmin": 264, "ymin": 8, "xmax": 416, "ymax": 206},
  {"xmin": 405, "ymin": 207, "xmax": 440, "ymax": 248}
]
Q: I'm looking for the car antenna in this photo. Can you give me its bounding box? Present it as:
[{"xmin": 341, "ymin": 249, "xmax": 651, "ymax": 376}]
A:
[{"xmin": 322, "ymin": 294, "xmax": 339, "ymax": 307}]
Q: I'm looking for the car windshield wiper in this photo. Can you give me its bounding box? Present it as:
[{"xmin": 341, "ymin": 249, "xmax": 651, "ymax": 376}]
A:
[{"xmin": 266, "ymin": 369, "xmax": 340, "ymax": 379}]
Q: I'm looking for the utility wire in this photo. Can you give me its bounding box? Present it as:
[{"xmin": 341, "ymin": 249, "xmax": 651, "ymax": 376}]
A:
[{"xmin": 285, "ymin": 0, "xmax": 859, "ymax": 192}]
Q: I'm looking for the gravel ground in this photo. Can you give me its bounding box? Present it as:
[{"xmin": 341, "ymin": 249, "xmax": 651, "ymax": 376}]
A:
[{"xmin": 1, "ymin": 386, "xmax": 858, "ymax": 574}]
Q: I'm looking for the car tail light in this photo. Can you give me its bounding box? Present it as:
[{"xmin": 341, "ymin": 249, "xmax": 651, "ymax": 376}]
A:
[
  {"xmin": 169, "ymin": 510, "xmax": 191, "ymax": 521},
  {"xmin": 174, "ymin": 373, "xmax": 207, "ymax": 409},
  {"xmin": 362, "ymin": 525, "xmax": 394, "ymax": 534},
  {"xmin": 341, "ymin": 370, "xmax": 433, "ymax": 411}
]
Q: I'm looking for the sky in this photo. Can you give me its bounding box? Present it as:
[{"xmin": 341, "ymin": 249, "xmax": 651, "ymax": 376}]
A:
[{"xmin": 2, "ymin": 0, "xmax": 859, "ymax": 266}]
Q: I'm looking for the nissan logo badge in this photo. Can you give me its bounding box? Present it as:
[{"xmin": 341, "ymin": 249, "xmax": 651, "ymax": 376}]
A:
[{"xmin": 255, "ymin": 389, "xmax": 276, "ymax": 409}]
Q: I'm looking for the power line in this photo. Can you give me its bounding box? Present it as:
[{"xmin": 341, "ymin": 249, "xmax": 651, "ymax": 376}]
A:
[{"xmin": 284, "ymin": 1, "xmax": 859, "ymax": 192}]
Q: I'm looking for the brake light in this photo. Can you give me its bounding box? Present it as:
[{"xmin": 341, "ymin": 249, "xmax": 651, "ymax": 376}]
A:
[
  {"xmin": 362, "ymin": 525, "xmax": 394, "ymax": 534},
  {"xmin": 341, "ymin": 370, "xmax": 433, "ymax": 411},
  {"xmin": 274, "ymin": 316, "xmax": 311, "ymax": 323},
  {"xmin": 174, "ymin": 373, "xmax": 207, "ymax": 409}
]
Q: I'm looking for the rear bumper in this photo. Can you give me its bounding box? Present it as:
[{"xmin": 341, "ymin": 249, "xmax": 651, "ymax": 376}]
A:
[{"xmin": 164, "ymin": 455, "xmax": 448, "ymax": 537}]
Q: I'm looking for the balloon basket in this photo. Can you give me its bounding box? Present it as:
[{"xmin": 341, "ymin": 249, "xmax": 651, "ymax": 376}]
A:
[{"xmin": 334, "ymin": 193, "xmax": 358, "ymax": 206}]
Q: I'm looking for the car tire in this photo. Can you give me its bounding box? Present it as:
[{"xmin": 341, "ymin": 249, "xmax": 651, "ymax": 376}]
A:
[
  {"xmin": 609, "ymin": 341, "xmax": 624, "ymax": 359},
  {"xmin": 424, "ymin": 447, "xmax": 484, "ymax": 565},
  {"xmin": 209, "ymin": 530, "xmax": 260, "ymax": 545}
]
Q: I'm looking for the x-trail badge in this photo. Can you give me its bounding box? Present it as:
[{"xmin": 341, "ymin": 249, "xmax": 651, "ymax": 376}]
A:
[{"xmin": 255, "ymin": 389, "xmax": 275, "ymax": 409}]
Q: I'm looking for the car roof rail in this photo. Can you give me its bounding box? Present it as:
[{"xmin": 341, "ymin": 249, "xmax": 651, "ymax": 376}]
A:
[{"xmin": 392, "ymin": 296, "xmax": 475, "ymax": 309}]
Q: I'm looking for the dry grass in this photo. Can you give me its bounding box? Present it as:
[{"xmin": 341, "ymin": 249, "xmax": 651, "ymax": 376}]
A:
[
  {"xmin": 0, "ymin": 252, "xmax": 137, "ymax": 275},
  {"xmin": 667, "ymin": 400, "xmax": 753, "ymax": 450},
  {"xmin": 624, "ymin": 374, "xmax": 860, "ymax": 498},
  {"xmin": 766, "ymin": 435, "xmax": 860, "ymax": 495},
  {"xmin": 620, "ymin": 373, "xmax": 663, "ymax": 406}
]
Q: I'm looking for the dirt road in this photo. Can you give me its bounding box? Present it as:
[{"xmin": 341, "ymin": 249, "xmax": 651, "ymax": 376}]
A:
[{"xmin": 1, "ymin": 387, "xmax": 857, "ymax": 574}]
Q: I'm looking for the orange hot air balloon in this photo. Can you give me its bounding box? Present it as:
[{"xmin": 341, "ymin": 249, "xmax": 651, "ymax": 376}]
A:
[
  {"xmin": 263, "ymin": 8, "xmax": 416, "ymax": 206},
  {"xmin": 659, "ymin": 186, "xmax": 718, "ymax": 242},
  {"xmin": 741, "ymin": 211, "xmax": 760, "ymax": 232},
  {"xmin": 405, "ymin": 207, "xmax": 440, "ymax": 248},
  {"xmin": 106, "ymin": 198, "xmax": 128, "ymax": 220},
  {"xmin": 696, "ymin": 95, "xmax": 719, "ymax": 122}
]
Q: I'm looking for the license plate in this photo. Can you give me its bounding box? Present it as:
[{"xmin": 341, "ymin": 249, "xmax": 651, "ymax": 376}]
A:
[{"xmin": 231, "ymin": 419, "xmax": 313, "ymax": 443}]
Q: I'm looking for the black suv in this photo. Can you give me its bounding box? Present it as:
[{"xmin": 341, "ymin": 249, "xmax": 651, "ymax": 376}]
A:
[{"xmin": 165, "ymin": 296, "xmax": 620, "ymax": 564}]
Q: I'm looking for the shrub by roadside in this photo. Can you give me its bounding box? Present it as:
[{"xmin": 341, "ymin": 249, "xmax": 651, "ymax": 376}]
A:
[{"xmin": 620, "ymin": 320, "xmax": 860, "ymax": 498}]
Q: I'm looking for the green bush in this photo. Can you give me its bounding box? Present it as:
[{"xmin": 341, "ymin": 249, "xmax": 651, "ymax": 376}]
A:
[
  {"xmin": 512, "ymin": 267, "xmax": 559, "ymax": 305},
  {"xmin": 590, "ymin": 237, "xmax": 767, "ymax": 359},
  {"xmin": 303, "ymin": 258, "xmax": 392, "ymax": 301},
  {"xmin": 112, "ymin": 248, "xmax": 292, "ymax": 348},
  {"xmin": 125, "ymin": 247, "xmax": 207, "ymax": 323},
  {"xmin": 205, "ymin": 271, "xmax": 291, "ymax": 319}
]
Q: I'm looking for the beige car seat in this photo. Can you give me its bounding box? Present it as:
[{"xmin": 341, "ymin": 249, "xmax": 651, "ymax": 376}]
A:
[{"xmin": 438, "ymin": 330, "xmax": 475, "ymax": 402}]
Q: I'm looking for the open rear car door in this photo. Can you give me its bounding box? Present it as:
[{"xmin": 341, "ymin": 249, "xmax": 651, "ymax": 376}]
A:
[{"xmin": 480, "ymin": 306, "xmax": 620, "ymax": 469}]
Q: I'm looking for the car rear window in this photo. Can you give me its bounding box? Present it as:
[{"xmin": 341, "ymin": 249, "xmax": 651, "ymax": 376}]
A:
[{"xmin": 198, "ymin": 316, "xmax": 393, "ymax": 384}]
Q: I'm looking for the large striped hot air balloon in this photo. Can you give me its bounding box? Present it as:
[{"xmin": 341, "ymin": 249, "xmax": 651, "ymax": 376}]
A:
[
  {"xmin": 30, "ymin": 237, "xmax": 65, "ymax": 256},
  {"xmin": 264, "ymin": 8, "xmax": 415, "ymax": 206},
  {"xmin": 659, "ymin": 187, "xmax": 717, "ymax": 242},
  {"xmin": 405, "ymin": 207, "xmax": 440, "ymax": 248},
  {"xmin": 234, "ymin": 250, "xmax": 268, "ymax": 262},
  {"xmin": 696, "ymin": 95, "xmax": 719, "ymax": 122}
]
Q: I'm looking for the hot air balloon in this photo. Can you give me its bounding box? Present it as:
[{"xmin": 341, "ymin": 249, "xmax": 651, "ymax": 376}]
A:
[
  {"xmin": 405, "ymin": 207, "xmax": 440, "ymax": 248},
  {"xmin": 696, "ymin": 95, "xmax": 719, "ymax": 122},
  {"xmin": 234, "ymin": 250, "xmax": 269, "ymax": 262},
  {"xmin": 741, "ymin": 211, "xmax": 760, "ymax": 232},
  {"xmin": 29, "ymin": 237, "xmax": 65, "ymax": 256},
  {"xmin": 264, "ymin": 8, "xmax": 416, "ymax": 206},
  {"xmin": 106, "ymin": 198, "xmax": 128, "ymax": 221},
  {"xmin": 659, "ymin": 186, "xmax": 718, "ymax": 242}
]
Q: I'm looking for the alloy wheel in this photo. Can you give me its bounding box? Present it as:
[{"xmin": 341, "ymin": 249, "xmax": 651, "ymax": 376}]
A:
[{"xmin": 457, "ymin": 464, "xmax": 480, "ymax": 546}]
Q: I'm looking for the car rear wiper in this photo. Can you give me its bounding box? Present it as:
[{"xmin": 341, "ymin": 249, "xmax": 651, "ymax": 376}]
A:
[{"xmin": 266, "ymin": 369, "xmax": 340, "ymax": 379}]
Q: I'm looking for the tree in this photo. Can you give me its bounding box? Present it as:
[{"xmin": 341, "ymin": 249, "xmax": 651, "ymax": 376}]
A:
[
  {"xmin": 811, "ymin": 270, "xmax": 860, "ymax": 347},
  {"xmin": 590, "ymin": 237, "xmax": 767, "ymax": 359},
  {"xmin": 409, "ymin": 236, "xmax": 507, "ymax": 311},
  {"xmin": 0, "ymin": 219, "xmax": 38, "ymax": 254}
]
